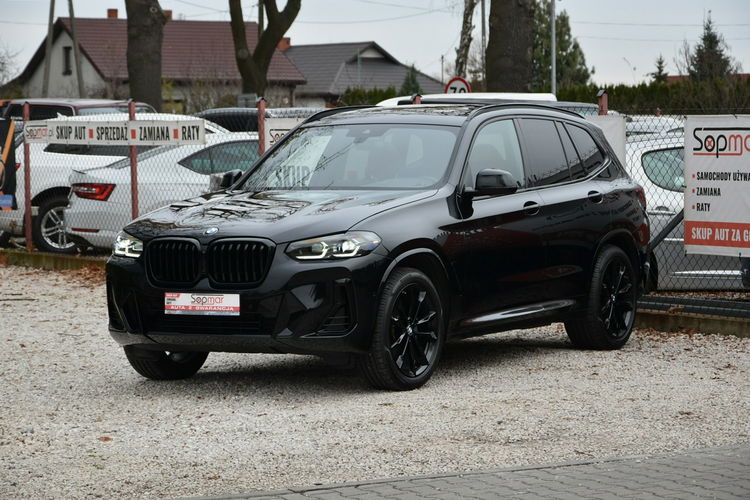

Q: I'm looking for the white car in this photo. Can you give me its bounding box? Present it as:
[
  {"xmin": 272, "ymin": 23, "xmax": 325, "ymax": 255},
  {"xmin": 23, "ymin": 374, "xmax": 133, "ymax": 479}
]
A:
[
  {"xmin": 626, "ymin": 135, "xmax": 746, "ymax": 289},
  {"xmin": 0, "ymin": 113, "xmax": 227, "ymax": 253},
  {"xmin": 65, "ymin": 132, "xmax": 258, "ymax": 250}
]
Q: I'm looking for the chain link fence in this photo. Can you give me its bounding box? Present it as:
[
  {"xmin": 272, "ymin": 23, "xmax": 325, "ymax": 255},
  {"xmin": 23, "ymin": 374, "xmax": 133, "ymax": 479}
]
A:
[
  {"xmin": 617, "ymin": 107, "xmax": 750, "ymax": 292},
  {"xmin": 2, "ymin": 100, "xmax": 748, "ymax": 299},
  {"xmin": 0, "ymin": 105, "xmax": 325, "ymax": 255}
]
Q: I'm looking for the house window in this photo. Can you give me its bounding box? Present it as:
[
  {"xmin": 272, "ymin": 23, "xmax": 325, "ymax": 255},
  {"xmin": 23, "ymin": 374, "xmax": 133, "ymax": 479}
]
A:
[{"xmin": 63, "ymin": 46, "xmax": 72, "ymax": 75}]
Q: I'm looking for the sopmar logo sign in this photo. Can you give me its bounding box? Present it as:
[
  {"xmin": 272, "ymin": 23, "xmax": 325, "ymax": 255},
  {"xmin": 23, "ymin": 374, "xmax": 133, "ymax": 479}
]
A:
[
  {"xmin": 692, "ymin": 127, "xmax": 750, "ymax": 158},
  {"xmin": 684, "ymin": 116, "xmax": 750, "ymax": 258}
]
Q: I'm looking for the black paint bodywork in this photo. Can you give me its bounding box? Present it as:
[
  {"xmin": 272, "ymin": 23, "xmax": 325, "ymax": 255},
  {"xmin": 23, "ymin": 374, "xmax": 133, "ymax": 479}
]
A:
[{"xmin": 106, "ymin": 105, "xmax": 649, "ymax": 356}]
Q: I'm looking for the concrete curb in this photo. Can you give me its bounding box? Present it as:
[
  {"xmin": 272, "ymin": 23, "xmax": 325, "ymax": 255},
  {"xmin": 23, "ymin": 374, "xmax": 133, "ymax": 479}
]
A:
[
  {"xmin": 184, "ymin": 444, "xmax": 750, "ymax": 500},
  {"xmin": 0, "ymin": 248, "xmax": 106, "ymax": 271}
]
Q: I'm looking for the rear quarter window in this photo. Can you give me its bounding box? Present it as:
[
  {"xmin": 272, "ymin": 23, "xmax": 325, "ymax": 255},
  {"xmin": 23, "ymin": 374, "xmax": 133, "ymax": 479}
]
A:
[{"xmin": 566, "ymin": 124, "xmax": 605, "ymax": 173}]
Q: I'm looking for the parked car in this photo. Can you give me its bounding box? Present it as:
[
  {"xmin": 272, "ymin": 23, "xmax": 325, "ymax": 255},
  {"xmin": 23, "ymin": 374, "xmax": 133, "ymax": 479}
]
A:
[
  {"xmin": 625, "ymin": 115, "xmax": 683, "ymax": 138},
  {"xmin": 65, "ymin": 132, "xmax": 259, "ymax": 250},
  {"xmin": 626, "ymin": 135, "xmax": 747, "ymax": 289},
  {"xmin": 2, "ymin": 98, "xmax": 155, "ymax": 121},
  {"xmin": 194, "ymin": 107, "xmax": 326, "ymax": 132},
  {"xmin": 107, "ymin": 103, "xmax": 650, "ymax": 390},
  {"xmin": 0, "ymin": 113, "xmax": 227, "ymax": 253}
]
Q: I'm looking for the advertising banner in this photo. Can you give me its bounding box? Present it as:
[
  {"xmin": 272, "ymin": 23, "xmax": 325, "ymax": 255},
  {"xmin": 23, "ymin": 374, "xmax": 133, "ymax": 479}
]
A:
[
  {"xmin": 684, "ymin": 115, "xmax": 750, "ymax": 257},
  {"xmin": 0, "ymin": 119, "xmax": 17, "ymax": 210},
  {"xmin": 23, "ymin": 119, "xmax": 206, "ymax": 146},
  {"xmin": 265, "ymin": 117, "xmax": 305, "ymax": 150}
]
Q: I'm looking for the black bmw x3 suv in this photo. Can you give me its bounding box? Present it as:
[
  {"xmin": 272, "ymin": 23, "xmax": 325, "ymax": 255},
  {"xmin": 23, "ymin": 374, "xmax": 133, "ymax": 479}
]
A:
[{"xmin": 107, "ymin": 103, "xmax": 650, "ymax": 390}]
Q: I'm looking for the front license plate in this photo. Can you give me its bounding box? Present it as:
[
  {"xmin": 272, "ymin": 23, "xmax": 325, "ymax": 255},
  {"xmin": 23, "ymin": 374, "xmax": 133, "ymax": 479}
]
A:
[{"xmin": 164, "ymin": 292, "xmax": 240, "ymax": 316}]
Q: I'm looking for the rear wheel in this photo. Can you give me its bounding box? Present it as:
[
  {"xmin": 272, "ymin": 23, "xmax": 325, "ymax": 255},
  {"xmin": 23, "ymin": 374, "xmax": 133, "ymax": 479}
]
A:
[
  {"xmin": 565, "ymin": 246, "xmax": 636, "ymax": 350},
  {"xmin": 32, "ymin": 194, "xmax": 77, "ymax": 254},
  {"xmin": 359, "ymin": 267, "xmax": 445, "ymax": 390},
  {"xmin": 124, "ymin": 346, "xmax": 208, "ymax": 380}
]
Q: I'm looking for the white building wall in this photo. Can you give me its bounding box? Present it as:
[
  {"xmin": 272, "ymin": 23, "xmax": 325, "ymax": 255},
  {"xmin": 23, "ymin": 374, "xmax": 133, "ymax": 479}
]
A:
[{"xmin": 25, "ymin": 31, "xmax": 107, "ymax": 98}]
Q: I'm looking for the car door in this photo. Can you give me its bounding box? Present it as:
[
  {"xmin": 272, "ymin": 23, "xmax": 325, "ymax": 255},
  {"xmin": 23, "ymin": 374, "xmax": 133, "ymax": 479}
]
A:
[
  {"xmin": 443, "ymin": 118, "xmax": 549, "ymax": 324},
  {"xmin": 517, "ymin": 119, "xmax": 613, "ymax": 300}
]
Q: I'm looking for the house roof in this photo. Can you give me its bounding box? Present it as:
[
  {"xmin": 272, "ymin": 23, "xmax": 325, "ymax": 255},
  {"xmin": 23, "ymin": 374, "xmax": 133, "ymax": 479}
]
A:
[
  {"xmin": 16, "ymin": 17, "xmax": 306, "ymax": 85},
  {"xmin": 285, "ymin": 41, "xmax": 443, "ymax": 97}
]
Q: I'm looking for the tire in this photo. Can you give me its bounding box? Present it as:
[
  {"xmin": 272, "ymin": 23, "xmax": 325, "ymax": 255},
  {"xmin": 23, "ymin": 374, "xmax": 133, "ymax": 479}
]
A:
[
  {"xmin": 32, "ymin": 194, "xmax": 77, "ymax": 254},
  {"xmin": 124, "ymin": 346, "xmax": 209, "ymax": 380},
  {"xmin": 0, "ymin": 231, "xmax": 10, "ymax": 248},
  {"xmin": 359, "ymin": 267, "xmax": 445, "ymax": 390},
  {"xmin": 565, "ymin": 245, "xmax": 637, "ymax": 350}
]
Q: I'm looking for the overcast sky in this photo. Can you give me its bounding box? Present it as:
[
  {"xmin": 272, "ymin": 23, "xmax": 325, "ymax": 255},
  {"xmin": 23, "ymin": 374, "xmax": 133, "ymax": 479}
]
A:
[{"xmin": 1, "ymin": 0, "xmax": 748, "ymax": 88}]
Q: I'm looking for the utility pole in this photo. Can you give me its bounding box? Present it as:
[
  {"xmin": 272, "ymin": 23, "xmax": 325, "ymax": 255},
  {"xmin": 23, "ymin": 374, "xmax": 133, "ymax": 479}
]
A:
[
  {"xmin": 551, "ymin": 0, "xmax": 556, "ymax": 95},
  {"xmin": 68, "ymin": 0, "xmax": 85, "ymax": 97},
  {"xmin": 42, "ymin": 0, "xmax": 55, "ymax": 97},
  {"xmin": 441, "ymin": 54, "xmax": 444, "ymax": 84},
  {"xmin": 481, "ymin": 0, "xmax": 486, "ymax": 88}
]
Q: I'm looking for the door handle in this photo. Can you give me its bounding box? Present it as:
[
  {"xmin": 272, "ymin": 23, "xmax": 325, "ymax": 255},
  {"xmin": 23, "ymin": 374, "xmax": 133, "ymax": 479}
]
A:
[
  {"xmin": 648, "ymin": 207, "xmax": 677, "ymax": 216},
  {"xmin": 587, "ymin": 190, "xmax": 603, "ymax": 203},
  {"xmin": 523, "ymin": 200, "xmax": 540, "ymax": 216}
]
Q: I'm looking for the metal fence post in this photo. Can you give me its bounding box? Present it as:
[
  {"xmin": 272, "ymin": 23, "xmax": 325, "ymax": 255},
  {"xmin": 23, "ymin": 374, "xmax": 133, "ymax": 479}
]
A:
[
  {"xmin": 257, "ymin": 97, "xmax": 266, "ymax": 155},
  {"xmin": 128, "ymin": 99, "xmax": 139, "ymax": 220},
  {"xmin": 23, "ymin": 101, "xmax": 32, "ymax": 252},
  {"xmin": 597, "ymin": 89, "xmax": 608, "ymax": 115}
]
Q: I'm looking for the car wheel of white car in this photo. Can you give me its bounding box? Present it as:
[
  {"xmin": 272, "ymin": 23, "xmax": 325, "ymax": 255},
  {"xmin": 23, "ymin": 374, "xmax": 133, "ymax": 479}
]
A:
[{"xmin": 32, "ymin": 195, "xmax": 77, "ymax": 254}]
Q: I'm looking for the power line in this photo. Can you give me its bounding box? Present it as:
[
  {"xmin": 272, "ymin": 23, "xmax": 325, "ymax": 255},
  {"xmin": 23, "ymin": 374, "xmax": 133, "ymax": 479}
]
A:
[
  {"xmin": 296, "ymin": 9, "xmax": 448, "ymax": 25},
  {"xmin": 573, "ymin": 20, "xmax": 750, "ymax": 27},
  {"xmin": 578, "ymin": 35, "xmax": 750, "ymax": 42}
]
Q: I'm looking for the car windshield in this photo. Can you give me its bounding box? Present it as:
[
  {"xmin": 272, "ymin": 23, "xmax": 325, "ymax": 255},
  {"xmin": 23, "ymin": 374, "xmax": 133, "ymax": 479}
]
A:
[{"xmin": 240, "ymin": 123, "xmax": 459, "ymax": 191}]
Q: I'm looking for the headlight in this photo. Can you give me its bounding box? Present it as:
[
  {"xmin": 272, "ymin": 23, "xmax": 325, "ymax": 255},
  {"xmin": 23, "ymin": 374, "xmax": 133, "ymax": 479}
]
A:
[
  {"xmin": 286, "ymin": 231, "xmax": 382, "ymax": 260},
  {"xmin": 113, "ymin": 232, "xmax": 143, "ymax": 258}
]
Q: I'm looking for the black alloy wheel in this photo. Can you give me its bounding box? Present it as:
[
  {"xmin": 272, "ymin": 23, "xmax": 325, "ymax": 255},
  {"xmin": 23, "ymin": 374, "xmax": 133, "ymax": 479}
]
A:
[
  {"xmin": 565, "ymin": 245, "xmax": 636, "ymax": 350},
  {"xmin": 124, "ymin": 346, "xmax": 209, "ymax": 380},
  {"xmin": 360, "ymin": 267, "xmax": 445, "ymax": 390}
]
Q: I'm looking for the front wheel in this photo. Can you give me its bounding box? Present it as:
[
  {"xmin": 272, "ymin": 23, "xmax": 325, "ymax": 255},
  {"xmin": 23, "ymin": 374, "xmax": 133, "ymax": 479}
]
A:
[
  {"xmin": 565, "ymin": 245, "xmax": 637, "ymax": 350},
  {"xmin": 359, "ymin": 267, "xmax": 445, "ymax": 390},
  {"xmin": 124, "ymin": 346, "xmax": 209, "ymax": 380}
]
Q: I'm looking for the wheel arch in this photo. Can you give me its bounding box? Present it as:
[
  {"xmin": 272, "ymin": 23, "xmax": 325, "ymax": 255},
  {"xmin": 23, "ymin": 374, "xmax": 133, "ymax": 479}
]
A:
[
  {"xmin": 31, "ymin": 186, "xmax": 71, "ymax": 207},
  {"xmin": 594, "ymin": 229, "xmax": 643, "ymax": 279},
  {"xmin": 378, "ymin": 247, "xmax": 456, "ymax": 320}
]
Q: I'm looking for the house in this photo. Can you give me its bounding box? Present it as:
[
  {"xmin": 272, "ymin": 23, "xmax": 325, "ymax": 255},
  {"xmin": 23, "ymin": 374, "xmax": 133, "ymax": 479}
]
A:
[
  {"xmin": 7, "ymin": 9, "xmax": 306, "ymax": 111},
  {"xmin": 284, "ymin": 41, "xmax": 443, "ymax": 107}
]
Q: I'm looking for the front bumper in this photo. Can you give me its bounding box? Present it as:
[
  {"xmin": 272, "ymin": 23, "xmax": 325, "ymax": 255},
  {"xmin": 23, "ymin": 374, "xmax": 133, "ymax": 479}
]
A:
[{"xmin": 106, "ymin": 247, "xmax": 390, "ymax": 355}]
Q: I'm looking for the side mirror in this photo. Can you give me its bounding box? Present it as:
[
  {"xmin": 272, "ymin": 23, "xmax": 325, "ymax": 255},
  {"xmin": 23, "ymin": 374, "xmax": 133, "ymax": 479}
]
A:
[
  {"xmin": 219, "ymin": 169, "xmax": 242, "ymax": 189},
  {"xmin": 474, "ymin": 169, "xmax": 518, "ymax": 196}
]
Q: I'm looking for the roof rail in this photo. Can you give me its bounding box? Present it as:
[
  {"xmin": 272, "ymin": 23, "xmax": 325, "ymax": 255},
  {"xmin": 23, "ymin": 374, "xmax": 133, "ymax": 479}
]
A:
[
  {"xmin": 465, "ymin": 101, "xmax": 585, "ymax": 120},
  {"xmin": 302, "ymin": 105, "xmax": 374, "ymax": 125}
]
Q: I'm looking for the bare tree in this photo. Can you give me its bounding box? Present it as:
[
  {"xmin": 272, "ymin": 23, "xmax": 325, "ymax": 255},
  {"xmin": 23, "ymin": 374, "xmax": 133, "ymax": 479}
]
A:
[
  {"xmin": 229, "ymin": 0, "xmax": 301, "ymax": 97},
  {"xmin": 455, "ymin": 0, "xmax": 478, "ymax": 79},
  {"xmin": 485, "ymin": 0, "xmax": 535, "ymax": 91},
  {"xmin": 125, "ymin": 0, "xmax": 167, "ymax": 111},
  {"xmin": 0, "ymin": 43, "xmax": 18, "ymax": 86}
]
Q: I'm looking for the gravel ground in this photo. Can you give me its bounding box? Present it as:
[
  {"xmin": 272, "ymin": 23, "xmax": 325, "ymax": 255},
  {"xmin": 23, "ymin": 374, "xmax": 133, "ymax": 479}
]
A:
[{"xmin": 1, "ymin": 264, "xmax": 749, "ymax": 500}]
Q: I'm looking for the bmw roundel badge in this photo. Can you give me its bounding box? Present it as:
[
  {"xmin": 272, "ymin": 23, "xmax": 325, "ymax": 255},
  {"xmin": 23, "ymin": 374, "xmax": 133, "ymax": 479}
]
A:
[{"xmin": 205, "ymin": 227, "xmax": 219, "ymax": 235}]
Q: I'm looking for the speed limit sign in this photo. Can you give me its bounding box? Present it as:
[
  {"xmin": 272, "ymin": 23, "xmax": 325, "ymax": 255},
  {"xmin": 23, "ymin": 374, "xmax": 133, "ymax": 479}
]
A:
[{"xmin": 444, "ymin": 77, "xmax": 471, "ymax": 94}]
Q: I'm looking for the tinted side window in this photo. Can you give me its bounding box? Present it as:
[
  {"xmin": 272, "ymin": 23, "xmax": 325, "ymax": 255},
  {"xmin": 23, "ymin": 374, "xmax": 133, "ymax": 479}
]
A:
[
  {"xmin": 518, "ymin": 118, "xmax": 569, "ymax": 186},
  {"xmin": 466, "ymin": 120, "xmax": 524, "ymax": 188},
  {"xmin": 180, "ymin": 141, "xmax": 259, "ymax": 175},
  {"xmin": 642, "ymin": 147, "xmax": 684, "ymax": 192},
  {"xmin": 556, "ymin": 122, "xmax": 586, "ymax": 179},
  {"xmin": 211, "ymin": 141, "xmax": 259, "ymax": 173},
  {"xmin": 566, "ymin": 124, "xmax": 605, "ymax": 172}
]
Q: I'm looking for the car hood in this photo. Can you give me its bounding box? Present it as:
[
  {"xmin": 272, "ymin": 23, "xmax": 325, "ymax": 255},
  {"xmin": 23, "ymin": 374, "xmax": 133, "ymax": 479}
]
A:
[{"xmin": 124, "ymin": 188, "xmax": 436, "ymax": 244}]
